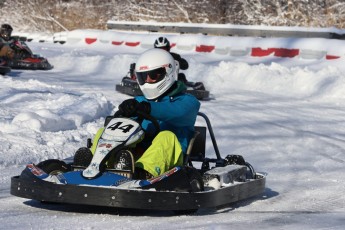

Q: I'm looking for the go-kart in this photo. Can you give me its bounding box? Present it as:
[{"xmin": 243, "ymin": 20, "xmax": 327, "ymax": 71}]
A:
[
  {"xmin": 10, "ymin": 111, "xmax": 266, "ymax": 213},
  {"xmin": 115, "ymin": 63, "xmax": 210, "ymax": 100},
  {"xmin": 7, "ymin": 37, "xmax": 53, "ymax": 70}
]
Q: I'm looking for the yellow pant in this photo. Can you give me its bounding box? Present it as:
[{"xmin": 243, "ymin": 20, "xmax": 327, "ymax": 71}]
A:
[
  {"xmin": 91, "ymin": 128, "xmax": 184, "ymax": 176},
  {"xmin": 135, "ymin": 131, "xmax": 184, "ymax": 177}
]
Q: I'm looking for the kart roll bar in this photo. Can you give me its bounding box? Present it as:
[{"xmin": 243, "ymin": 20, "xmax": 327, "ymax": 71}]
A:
[{"xmin": 197, "ymin": 112, "xmax": 222, "ymax": 161}]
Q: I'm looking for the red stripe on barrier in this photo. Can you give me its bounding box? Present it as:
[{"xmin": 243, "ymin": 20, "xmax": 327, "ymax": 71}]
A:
[
  {"xmin": 251, "ymin": 48, "xmax": 276, "ymax": 57},
  {"xmin": 274, "ymin": 48, "xmax": 299, "ymax": 58},
  {"xmin": 195, "ymin": 45, "xmax": 215, "ymax": 53},
  {"xmin": 125, "ymin": 42, "xmax": 140, "ymax": 47},
  {"xmin": 111, "ymin": 41, "xmax": 124, "ymax": 45},
  {"xmin": 85, "ymin": 38, "xmax": 97, "ymax": 44},
  {"xmin": 326, "ymin": 55, "xmax": 340, "ymax": 60}
]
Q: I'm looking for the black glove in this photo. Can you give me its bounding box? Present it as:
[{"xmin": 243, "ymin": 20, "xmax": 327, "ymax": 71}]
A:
[
  {"xmin": 118, "ymin": 99, "xmax": 138, "ymax": 117},
  {"xmin": 136, "ymin": 101, "xmax": 151, "ymax": 115},
  {"xmin": 118, "ymin": 99, "xmax": 151, "ymax": 117}
]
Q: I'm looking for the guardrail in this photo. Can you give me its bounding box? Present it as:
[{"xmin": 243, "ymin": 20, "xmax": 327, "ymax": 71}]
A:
[{"xmin": 106, "ymin": 21, "xmax": 345, "ymax": 39}]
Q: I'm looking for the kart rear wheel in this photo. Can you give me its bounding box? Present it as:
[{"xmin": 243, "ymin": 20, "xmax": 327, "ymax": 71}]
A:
[
  {"xmin": 174, "ymin": 167, "xmax": 203, "ymax": 215},
  {"xmin": 187, "ymin": 168, "xmax": 204, "ymax": 192},
  {"xmin": 36, "ymin": 159, "xmax": 70, "ymax": 175}
]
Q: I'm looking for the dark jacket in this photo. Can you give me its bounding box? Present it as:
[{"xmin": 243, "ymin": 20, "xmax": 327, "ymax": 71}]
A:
[{"xmin": 170, "ymin": 52, "xmax": 189, "ymax": 70}]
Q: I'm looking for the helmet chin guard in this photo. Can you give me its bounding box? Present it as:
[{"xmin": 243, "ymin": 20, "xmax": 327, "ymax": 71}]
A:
[{"xmin": 135, "ymin": 49, "xmax": 178, "ymax": 100}]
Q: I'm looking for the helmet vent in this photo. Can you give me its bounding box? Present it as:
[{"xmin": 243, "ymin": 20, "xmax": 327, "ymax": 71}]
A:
[{"xmin": 157, "ymin": 78, "xmax": 167, "ymax": 90}]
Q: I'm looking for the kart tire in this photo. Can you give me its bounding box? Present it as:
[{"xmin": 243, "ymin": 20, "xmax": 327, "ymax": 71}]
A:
[
  {"xmin": 36, "ymin": 159, "xmax": 70, "ymax": 175},
  {"xmin": 35, "ymin": 160, "xmax": 70, "ymax": 204},
  {"xmin": 186, "ymin": 167, "xmax": 204, "ymax": 192},
  {"xmin": 174, "ymin": 167, "xmax": 203, "ymax": 215}
]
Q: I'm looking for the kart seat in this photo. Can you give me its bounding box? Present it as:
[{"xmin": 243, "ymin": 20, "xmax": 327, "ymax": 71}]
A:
[{"xmin": 184, "ymin": 126, "xmax": 206, "ymax": 165}]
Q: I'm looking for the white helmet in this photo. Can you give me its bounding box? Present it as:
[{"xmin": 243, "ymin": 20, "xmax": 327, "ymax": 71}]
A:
[{"xmin": 135, "ymin": 48, "xmax": 178, "ymax": 100}]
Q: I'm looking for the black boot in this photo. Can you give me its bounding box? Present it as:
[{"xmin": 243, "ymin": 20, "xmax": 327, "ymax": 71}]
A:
[
  {"xmin": 73, "ymin": 147, "xmax": 93, "ymax": 167},
  {"xmin": 133, "ymin": 167, "xmax": 153, "ymax": 180}
]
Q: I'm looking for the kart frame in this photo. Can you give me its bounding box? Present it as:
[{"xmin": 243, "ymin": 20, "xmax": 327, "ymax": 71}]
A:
[{"xmin": 10, "ymin": 112, "xmax": 266, "ymax": 211}]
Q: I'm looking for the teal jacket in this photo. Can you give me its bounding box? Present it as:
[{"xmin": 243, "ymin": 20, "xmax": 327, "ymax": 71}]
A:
[{"xmin": 135, "ymin": 81, "xmax": 200, "ymax": 153}]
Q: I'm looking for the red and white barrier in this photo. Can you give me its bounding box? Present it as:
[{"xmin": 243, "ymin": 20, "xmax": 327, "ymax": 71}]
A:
[{"xmin": 14, "ymin": 29, "xmax": 345, "ymax": 60}]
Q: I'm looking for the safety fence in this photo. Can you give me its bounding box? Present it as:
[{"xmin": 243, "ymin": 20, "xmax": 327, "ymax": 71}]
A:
[{"xmin": 12, "ymin": 23, "xmax": 345, "ymax": 61}]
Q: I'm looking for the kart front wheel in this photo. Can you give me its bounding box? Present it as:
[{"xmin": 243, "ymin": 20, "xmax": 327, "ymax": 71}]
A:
[{"xmin": 36, "ymin": 159, "xmax": 70, "ymax": 175}]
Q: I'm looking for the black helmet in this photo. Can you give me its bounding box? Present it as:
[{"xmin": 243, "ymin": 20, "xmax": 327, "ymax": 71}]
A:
[
  {"xmin": 154, "ymin": 37, "xmax": 170, "ymax": 51},
  {"xmin": 0, "ymin": 24, "xmax": 13, "ymax": 41}
]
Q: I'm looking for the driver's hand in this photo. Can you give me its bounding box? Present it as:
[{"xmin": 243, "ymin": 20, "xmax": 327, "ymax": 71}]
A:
[
  {"xmin": 118, "ymin": 99, "xmax": 150, "ymax": 117},
  {"xmin": 136, "ymin": 101, "xmax": 151, "ymax": 115},
  {"xmin": 118, "ymin": 99, "xmax": 138, "ymax": 117}
]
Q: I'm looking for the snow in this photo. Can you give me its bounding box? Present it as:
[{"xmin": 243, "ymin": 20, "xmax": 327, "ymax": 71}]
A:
[{"xmin": 1, "ymin": 30, "xmax": 345, "ymax": 229}]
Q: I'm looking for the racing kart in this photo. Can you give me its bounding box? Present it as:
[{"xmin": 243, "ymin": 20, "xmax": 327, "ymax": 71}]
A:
[
  {"xmin": 11, "ymin": 111, "xmax": 266, "ymax": 214},
  {"xmin": 7, "ymin": 37, "xmax": 53, "ymax": 70},
  {"xmin": 116, "ymin": 63, "xmax": 210, "ymax": 100}
]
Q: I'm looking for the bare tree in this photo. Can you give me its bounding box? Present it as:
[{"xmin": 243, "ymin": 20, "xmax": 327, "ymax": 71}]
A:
[{"xmin": 1, "ymin": 0, "xmax": 345, "ymax": 33}]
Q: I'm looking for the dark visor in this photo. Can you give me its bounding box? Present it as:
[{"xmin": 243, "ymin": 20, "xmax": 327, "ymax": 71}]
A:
[{"xmin": 136, "ymin": 67, "xmax": 166, "ymax": 85}]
